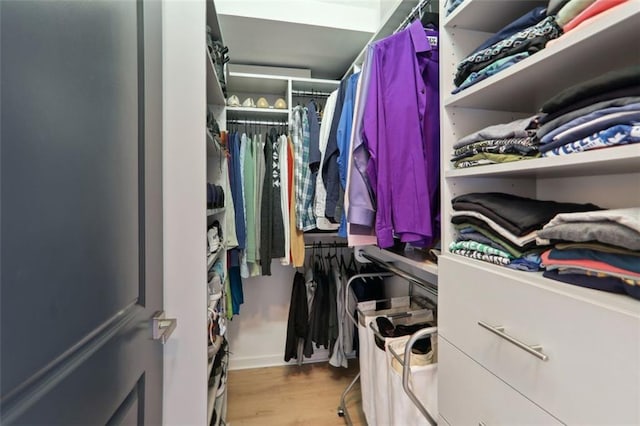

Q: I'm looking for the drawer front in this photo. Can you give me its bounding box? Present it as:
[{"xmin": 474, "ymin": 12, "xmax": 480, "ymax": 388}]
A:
[
  {"xmin": 439, "ymin": 255, "xmax": 640, "ymax": 424},
  {"xmin": 439, "ymin": 338, "xmax": 562, "ymax": 426}
]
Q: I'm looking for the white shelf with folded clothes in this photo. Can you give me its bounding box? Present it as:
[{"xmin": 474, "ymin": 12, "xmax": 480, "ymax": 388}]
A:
[
  {"xmin": 440, "ymin": 0, "xmax": 640, "ymax": 424},
  {"xmin": 444, "ymin": 1, "xmax": 640, "ymax": 111},
  {"xmin": 205, "ymin": 3, "xmax": 230, "ymax": 424}
]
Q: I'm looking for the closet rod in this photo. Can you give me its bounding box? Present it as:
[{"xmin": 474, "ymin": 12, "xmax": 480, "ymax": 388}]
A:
[
  {"xmin": 394, "ymin": 0, "xmax": 433, "ymax": 34},
  {"xmin": 304, "ymin": 242, "xmax": 349, "ymax": 249},
  {"xmin": 360, "ymin": 252, "xmax": 438, "ymax": 299},
  {"xmin": 291, "ymin": 90, "xmax": 333, "ymax": 97},
  {"xmin": 227, "ymin": 119, "xmax": 288, "ymax": 126}
]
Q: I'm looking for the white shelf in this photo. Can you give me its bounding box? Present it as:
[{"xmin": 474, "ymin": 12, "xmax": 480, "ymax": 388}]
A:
[
  {"xmin": 207, "ymin": 207, "xmax": 226, "ymax": 216},
  {"xmin": 206, "ymin": 0, "xmax": 224, "ymax": 45},
  {"xmin": 443, "ymin": 0, "xmax": 545, "ymax": 32},
  {"xmin": 226, "ymin": 106, "xmax": 289, "ymax": 120},
  {"xmin": 343, "ymin": 0, "xmax": 420, "ymax": 78},
  {"xmin": 207, "ymin": 246, "xmax": 225, "ymax": 270},
  {"xmin": 207, "ymin": 50, "xmax": 226, "ymax": 106},
  {"xmin": 363, "ymin": 245, "xmax": 438, "ymax": 276},
  {"xmin": 291, "ymin": 77, "xmax": 340, "ymax": 93},
  {"xmin": 446, "ymin": 144, "xmax": 640, "ymax": 179},
  {"xmin": 443, "ymin": 254, "xmax": 640, "ymax": 319},
  {"xmin": 444, "ymin": 2, "xmax": 640, "ymax": 112},
  {"xmin": 227, "ymin": 72, "xmax": 289, "ymax": 95}
]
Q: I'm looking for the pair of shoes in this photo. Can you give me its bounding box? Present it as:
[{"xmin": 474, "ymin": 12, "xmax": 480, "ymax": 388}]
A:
[
  {"xmin": 242, "ymin": 97, "xmax": 256, "ymax": 108},
  {"xmin": 208, "ymin": 273, "xmax": 223, "ymax": 303},
  {"xmin": 206, "ymin": 105, "xmax": 221, "ymax": 137},
  {"xmin": 207, "ymin": 183, "xmax": 225, "ymax": 209},
  {"xmin": 227, "ymin": 95, "xmax": 240, "ymax": 107},
  {"xmin": 207, "ymin": 222, "xmax": 222, "ymax": 255}
]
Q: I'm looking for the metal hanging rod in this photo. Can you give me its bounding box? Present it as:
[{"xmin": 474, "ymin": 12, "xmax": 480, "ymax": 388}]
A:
[
  {"xmin": 304, "ymin": 242, "xmax": 349, "ymax": 249},
  {"xmin": 360, "ymin": 252, "xmax": 438, "ymax": 299},
  {"xmin": 394, "ymin": 0, "xmax": 434, "ymax": 34},
  {"xmin": 227, "ymin": 119, "xmax": 288, "ymax": 126},
  {"xmin": 291, "ymin": 90, "xmax": 333, "ymax": 97}
]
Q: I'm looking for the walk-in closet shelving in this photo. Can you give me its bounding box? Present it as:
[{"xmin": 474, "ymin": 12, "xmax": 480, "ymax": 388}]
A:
[
  {"xmin": 207, "ymin": 51, "xmax": 226, "ymax": 106},
  {"xmin": 444, "ymin": 1, "xmax": 640, "ymax": 112},
  {"xmin": 206, "ymin": 1, "xmax": 229, "ymax": 424},
  {"xmin": 439, "ymin": 0, "xmax": 640, "ymax": 424}
]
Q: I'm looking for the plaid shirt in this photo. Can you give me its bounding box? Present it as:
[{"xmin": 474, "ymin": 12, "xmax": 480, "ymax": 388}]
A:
[{"xmin": 291, "ymin": 106, "xmax": 316, "ymax": 231}]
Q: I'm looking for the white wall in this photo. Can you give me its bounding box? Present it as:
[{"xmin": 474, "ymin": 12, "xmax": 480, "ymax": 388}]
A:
[
  {"xmin": 162, "ymin": 1, "xmax": 208, "ymax": 424},
  {"xmin": 216, "ymin": 0, "xmax": 380, "ymax": 32},
  {"xmin": 227, "ymin": 262, "xmax": 296, "ymax": 370}
]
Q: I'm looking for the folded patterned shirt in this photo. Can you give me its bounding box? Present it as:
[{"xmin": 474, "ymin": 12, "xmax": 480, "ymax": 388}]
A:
[
  {"xmin": 542, "ymin": 123, "xmax": 640, "ymax": 157},
  {"xmin": 452, "ymin": 137, "xmax": 539, "ymax": 161}
]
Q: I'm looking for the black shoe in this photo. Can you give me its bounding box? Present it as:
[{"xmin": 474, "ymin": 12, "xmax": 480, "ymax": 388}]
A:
[{"xmin": 375, "ymin": 316, "xmax": 395, "ymax": 337}]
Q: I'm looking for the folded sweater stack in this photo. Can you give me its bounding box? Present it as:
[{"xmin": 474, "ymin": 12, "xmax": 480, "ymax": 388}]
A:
[
  {"xmin": 538, "ymin": 208, "xmax": 640, "ymax": 300},
  {"xmin": 538, "ymin": 66, "xmax": 640, "ymax": 157},
  {"xmin": 450, "ymin": 192, "xmax": 600, "ymax": 271}
]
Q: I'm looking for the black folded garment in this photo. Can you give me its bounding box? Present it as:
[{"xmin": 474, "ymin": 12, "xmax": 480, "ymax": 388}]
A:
[
  {"xmin": 373, "ymin": 319, "xmax": 434, "ymax": 353},
  {"xmin": 538, "ymin": 86, "xmax": 640, "ymax": 125},
  {"xmin": 452, "ymin": 192, "xmax": 600, "ymax": 237},
  {"xmin": 540, "ymin": 65, "xmax": 640, "ymax": 114}
]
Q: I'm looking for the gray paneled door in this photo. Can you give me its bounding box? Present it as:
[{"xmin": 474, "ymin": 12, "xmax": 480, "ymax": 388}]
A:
[{"xmin": 1, "ymin": 0, "xmax": 164, "ymax": 424}]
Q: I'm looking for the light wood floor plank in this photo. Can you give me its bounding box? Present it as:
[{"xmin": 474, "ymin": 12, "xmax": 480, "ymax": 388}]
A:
[{"xmin": 226, "ymin": 362, "xmax": 366, "ymax": 426}]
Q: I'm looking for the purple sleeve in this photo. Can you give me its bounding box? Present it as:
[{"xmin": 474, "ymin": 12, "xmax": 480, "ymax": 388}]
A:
[
  {"xmin": 347, "ymin": 49, "xmax": 377, "ymax": 230},
  {"xmin": 363, "ymin": 49, "xmax": 393, "ymax": 248}
]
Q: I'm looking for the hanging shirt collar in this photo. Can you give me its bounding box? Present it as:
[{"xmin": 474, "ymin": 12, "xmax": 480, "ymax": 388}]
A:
[{"xmin": 408, "ymin": 19, "xmax": 432, "ymax": 53}]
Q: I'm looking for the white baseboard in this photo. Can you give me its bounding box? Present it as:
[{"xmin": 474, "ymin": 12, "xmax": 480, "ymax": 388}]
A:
[{"xmin": 229, "ymin": 349, "xmax": 356, "ymax": 371}]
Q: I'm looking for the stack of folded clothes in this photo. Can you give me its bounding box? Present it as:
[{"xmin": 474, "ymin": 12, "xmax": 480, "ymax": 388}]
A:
[
  {"xmin": 450, "ymin": 192, "xmax": 600, "ymax": 271},
  {"xmin": 537, "ymin": 66, "xmax": 640, "ymax": 157},
  {"xmin": 452, "ymin": 116, "xmax": 541, "ymax": 168},
  {"xmin": 538, "ymin": 208, "xmax": 640, "ymax": 300},
  {"xmin": 552, "ymin": 0, "xmax": 629, "ymax": 34},
  {"xmin": 452, "ymin": 6, "xmax": 560, "ymax": 94}
]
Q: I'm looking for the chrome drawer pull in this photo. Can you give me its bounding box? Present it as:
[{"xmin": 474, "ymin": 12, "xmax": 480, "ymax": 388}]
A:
[{"xmin": 477, "ymin": 321, "xmax": 548, "ymax": 361}]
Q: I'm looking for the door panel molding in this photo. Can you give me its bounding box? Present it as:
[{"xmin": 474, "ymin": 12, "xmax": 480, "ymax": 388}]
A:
[
  {"xmin": 1, "ymin": 303, "xmax": 141, "ymax": 422},
  {"xmin": 137, "ymin": 0, "xmax": 147, "ymax": 308},
  {"xmin": 106, "ymin": 373, "xmax": 145, "ymax": 426}
]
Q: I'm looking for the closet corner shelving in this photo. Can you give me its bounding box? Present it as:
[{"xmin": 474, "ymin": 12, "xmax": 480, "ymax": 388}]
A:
[
  {"xmin": 206, "ymin": 1, "xmax": 229, "ymax": 425},
  {"xmin": 439, "ymin": 0, "xmax": 640, "ymax": 425}
]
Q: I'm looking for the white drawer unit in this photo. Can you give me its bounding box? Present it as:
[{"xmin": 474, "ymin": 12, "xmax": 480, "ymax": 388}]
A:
[
  {"xmin": 439, "ymin": 255, "xmax": 640, "ymax": 424},
  {"xmin": 439, "ymin": 337, "xmax": 562, "ymax": 426}
]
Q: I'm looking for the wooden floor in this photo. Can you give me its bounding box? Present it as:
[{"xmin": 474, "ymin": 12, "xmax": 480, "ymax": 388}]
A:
[{"xmin": 226, "ymin": 361, "xmax": 366, "ymax": 426}]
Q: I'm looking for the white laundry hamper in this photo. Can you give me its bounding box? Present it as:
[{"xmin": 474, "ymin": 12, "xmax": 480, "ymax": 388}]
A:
[
  {"xmin": 386, "ymin": 335, "xmax": 438, "ymax": 425},
  {"xmin": 357, "ymin": 299, "xmax": 435, "ymax": 426}
]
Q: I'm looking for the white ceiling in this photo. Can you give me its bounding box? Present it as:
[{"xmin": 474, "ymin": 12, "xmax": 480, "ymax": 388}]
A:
[
  {"xmin": 218, "ymin": 14, "xmax": 374, "ymax": 79},
  {"xmin": 216, "ymin": 0, "xmax": 386, "ymax": 80}
]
